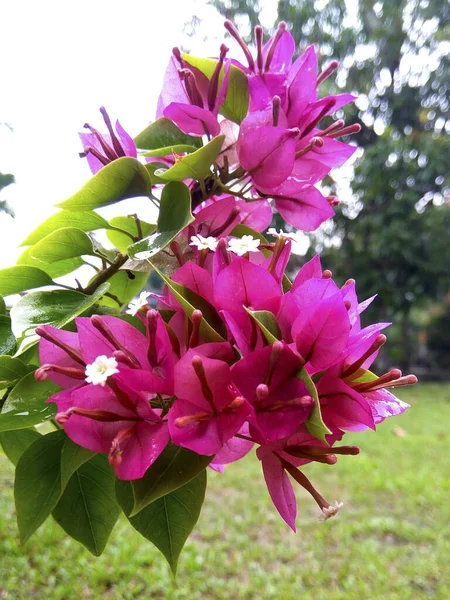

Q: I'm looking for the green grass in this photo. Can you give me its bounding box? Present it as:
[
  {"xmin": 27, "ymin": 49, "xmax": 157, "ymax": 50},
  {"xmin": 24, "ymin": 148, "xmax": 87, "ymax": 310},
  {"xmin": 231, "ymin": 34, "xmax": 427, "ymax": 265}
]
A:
[{"xmin": 1, "ymin": 383, "xmax": 449, "ymax": 599}]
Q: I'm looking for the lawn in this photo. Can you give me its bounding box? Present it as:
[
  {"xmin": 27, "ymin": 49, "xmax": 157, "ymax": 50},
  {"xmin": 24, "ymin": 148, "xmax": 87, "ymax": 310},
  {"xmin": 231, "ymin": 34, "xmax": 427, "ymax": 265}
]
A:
[{"xmin": 1, "ymin": 383, "xmax": 449, "ymax": 600}]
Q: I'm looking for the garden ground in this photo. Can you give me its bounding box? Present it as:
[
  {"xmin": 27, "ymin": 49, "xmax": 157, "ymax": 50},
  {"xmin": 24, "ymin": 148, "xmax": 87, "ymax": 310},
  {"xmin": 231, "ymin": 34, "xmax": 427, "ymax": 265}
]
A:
[{"xmin": 1, "ymin": 383, "xmax": 449, "ymax": 600}]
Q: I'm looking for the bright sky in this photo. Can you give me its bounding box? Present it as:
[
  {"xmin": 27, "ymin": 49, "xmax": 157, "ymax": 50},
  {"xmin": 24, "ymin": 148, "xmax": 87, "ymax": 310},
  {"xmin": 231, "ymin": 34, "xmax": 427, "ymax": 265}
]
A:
[{"xmin": 0, "ymin": 0, "xmax": 246, "ymax": 268}]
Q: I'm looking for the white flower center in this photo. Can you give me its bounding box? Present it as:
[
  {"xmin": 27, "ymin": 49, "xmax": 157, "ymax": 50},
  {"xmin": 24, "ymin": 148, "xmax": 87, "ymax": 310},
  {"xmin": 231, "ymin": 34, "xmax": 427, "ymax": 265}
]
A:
[
  {"xmin": 227, "ymin": 235, "xmax": 260, "ymax": 256},
  {"xmin": 267, "ymin": 228, "xmax": 307, "ymax": 256},
  {"xmin": 319, "ymin": 501, "xmax": 344, "ymax": 521},
  {"xmin": 126, "ymin": 291, "xmax": 151, "ymax": 316},
  {"xmin": 85, "ymin": 355, "xmax": 119, "ymax": 387},
  {"xmin": 190, "ymin": 234, "xmax": 218, "ymax": 251}
]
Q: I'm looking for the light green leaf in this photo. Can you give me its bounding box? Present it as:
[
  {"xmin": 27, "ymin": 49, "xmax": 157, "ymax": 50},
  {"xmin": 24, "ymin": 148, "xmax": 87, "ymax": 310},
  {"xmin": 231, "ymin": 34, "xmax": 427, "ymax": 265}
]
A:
[
  {"xmin": 352, "ymin": 369, "xmax": 378, "ymax": 384},
  {"xmin": 53, "ymin": 454, "xmax": 120, "ymax": 556},
  {"xmin": 297, "ymin": 368, "xmax": 331, "ymax": 444},
  {"xmin": 130, "ymin": 443, "xmax": 212, "ymax": 516},
  {"xmin": 98, "ymin": 270, "xmax": 148, "ymax": 310},
  {"xmin": 0, "ymin": 295, "xmax": 5, "ymax": 314},
  {"xmin": 30, "ymin": 228, "xmax": 95, "ymax": 263},
  {"xmin": 0, "ymin": 372, "xmax": 58, "ymax": 432},
  {"xmin": 0, "ymin": 428, "xmax": 41, "ymax": 465},
  {"xmin": 0, "ymin": 355, "xmax": 34, "ymax": 388},
  {"xmin": 244, "ymin": 308, "xmax": 281, "ymax": 344},
  {"xmin": 20, "ymin": 211, "xmax": 109, "ymax": 247},
  {"xmin": 14, "ymin": 429, "xmax": 66, "ymax": 543},
  {"xmin": 106, "ymin": 216, "xmax": 155, "ymax": 254},
  {"xmin": 17, "ymin": 246, "xmax": 84, "ymax": 279},
  {"xmin": 134, "ymin": 117, "xmax": 202, "ymax": 151},
  {"xmin": 151, "ymin": 264, "xmax": 226, "ymax": 342},
  {"xmin": 117, "ymin": 471, "xmax": 206, "ymax": 574},
  {"xmin": 182, "ymin": 53, "xmax": 249, "ymax": 123},
  {"xmin": 154, "ymin": 135, "xmax": 224, "ymax": 181},
  {"xmin": 0, "ymin": 315, "xmax": 16, "ymax": 355},
  {"xmin": 56, "ymin": 157, "xmax": 151, "ymax": 211},
  {"xmin": 128, "ymin": 181, "xmax": 193, "ymax": 260},
  {"xmin": 143, "ymin": 144, "xmax": 199, "ymax": 157},
  {"xmin": 0, "ymin": 266, "xmax": 54, "ymax": 296}
]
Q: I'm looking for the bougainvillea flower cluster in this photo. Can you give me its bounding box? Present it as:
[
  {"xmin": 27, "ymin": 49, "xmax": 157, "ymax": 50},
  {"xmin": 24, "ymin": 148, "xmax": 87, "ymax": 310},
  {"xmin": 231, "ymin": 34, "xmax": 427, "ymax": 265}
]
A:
[{"xmin": 0, "ymin": 19, "xmax": 416, "ymax": 567}]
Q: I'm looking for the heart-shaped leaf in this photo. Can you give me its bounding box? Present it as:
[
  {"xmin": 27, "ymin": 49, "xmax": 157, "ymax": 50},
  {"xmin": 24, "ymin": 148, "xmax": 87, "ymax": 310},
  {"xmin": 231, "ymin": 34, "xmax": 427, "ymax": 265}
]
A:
[
  {"xmin": 30, "ymin": 228, "xmax": 95, "ymax": 263},
  {"xmin": 0, "ymin": 372, "xmax": 58, "ymax": 432},
  {"xmin": 130, "ymin": 443, "xmax": 212, "ymax": 516},
  {"xmin": 57, "ymin": 157, "xmax": 151, "ymax": 211},
  {"xmin": 154, "ymin": 135, "xmax": 224, "ymax": 182},
  {"xmin": 17, "ymin": 246, "xmax": 84, "ymax": 279},
  {"xmin": 106, "ymin": 216, "xmax": 155, "ymax": 254},
  {"xmin": 117, "ymin": 470, "xmax": 206, "ymax": 574},
  {"xmin": 181, "ymin": 53, "xmax": 249, "ymax": 124},
  {"xmin": 0, "ymin": 266, "xmax": 54, "ymax": 296},
  {"xmin": 20, "ymin": 211, "xmax": 109, "ymax": 247},
  {"xmin": 60, "ymin": 439, "xmax": 95, "ymax": 490},
  {"xmin": 128, "ymin": 181, "xmax": 193, "ymax": 260},
  {"xmin": 53, "ymin": 454, "xmax": 120, "ymax": 556},
  {"xmin": 0, "ymin": 355, "xmax": 34, "ymax": 388},
  {"xmin": 0, "ymin": 315, "xmax": 16, "ymax": 355},
  {"xmin": 0, "ymin": 428, "xmax": 41, "ymax": 465}
]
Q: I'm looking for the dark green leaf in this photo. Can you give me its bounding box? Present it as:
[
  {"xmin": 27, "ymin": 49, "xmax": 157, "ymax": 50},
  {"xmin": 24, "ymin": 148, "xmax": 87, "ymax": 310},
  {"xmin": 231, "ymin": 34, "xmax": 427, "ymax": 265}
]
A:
[
  {"xmin": 106, "ymin": 216, "xmax": 155, "ymax": 254},
  {"xmin": 130, "ymin": 443, "xmax": 212, "ymax": 516},
  {"xmin": 14, "ymin": 429, "xmax": 66, "ymax": 543},
  {"xmin": 244, "ymin": 308, "xmax": 281, "ymax": 344},
  {"xmin": 53, "ymin": 455, "xmax": 120, "ymax": 556},
  {"xmin": 0, "ymin": 315, "xmax": 16, "ymax": 355},
  {"xmin": 128, "ymin": 181, "xmax": 193, "ymax": 260},
  {"xmin": 20, "ymin": 211, "xmax": 109, "ymax": 247},
  {"xmin": 0, "ymin": 355, "xmax": 34, "ymax": 388},
  {"xmin": 134, "ymin": 117, "xmax": 201, "ymax": 151},
  {"xmin": 297, "ymin": 368, "xmax": 331, "ymax": 444},
  {"xmin": 0, "ymin": 295, "xmax": 5, "ymax": 314},
  {"xmin": 60, "ymin": 439, "xmax": 95, "ymax": 490},
  {"xmin": 0, "ymin": 266, "xmax": 54, "ymax": 296},
  {"xmin": 154, "ymin": 135, "xmax": 224, "ymax": 181},
  {"xmin": 182, "ymin": 53, "xmax": 249, "ymax": 123},
  {"xmin": 30, "ymin": 228, "xmax": 95, "ymax": 263},
  {"xmin": 151, "ymin": 264, "xmax": 226, "ymax": 342},
  {"xmin": 0, "ymin": 372, "xmax": 58, "ymax": 432},
  {"xmin": 0, "ymin": 428, "xmax": 41, "ymax": 465},
  {"xmin": 56, "ymin": 157, "xmax": 151, "ymax": 211},
  {"xmin": 117, "ymin": 470, "xmax": 206, "ymax": 574}
]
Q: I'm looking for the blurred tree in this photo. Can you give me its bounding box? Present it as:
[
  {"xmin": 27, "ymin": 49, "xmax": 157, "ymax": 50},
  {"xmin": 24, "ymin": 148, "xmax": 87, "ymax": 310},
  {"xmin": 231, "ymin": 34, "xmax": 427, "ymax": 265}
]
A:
[
  {"xmin": 211, "ymin": 0, "xmax": 450, "ymax": 370},
  {"xmin": 0, "ymin": 172, "xmax": 15, "ymax": 217}
]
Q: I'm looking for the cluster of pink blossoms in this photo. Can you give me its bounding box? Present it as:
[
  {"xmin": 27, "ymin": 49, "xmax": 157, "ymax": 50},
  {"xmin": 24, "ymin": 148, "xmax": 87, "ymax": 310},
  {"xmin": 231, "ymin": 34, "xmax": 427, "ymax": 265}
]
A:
[
  {"xmin": 35, "ymin": 240, "xmax": 415, "ymax": 529},
  {"xmin": 37, "ymin": 22, "xmax": 416, "ymax": 531}
]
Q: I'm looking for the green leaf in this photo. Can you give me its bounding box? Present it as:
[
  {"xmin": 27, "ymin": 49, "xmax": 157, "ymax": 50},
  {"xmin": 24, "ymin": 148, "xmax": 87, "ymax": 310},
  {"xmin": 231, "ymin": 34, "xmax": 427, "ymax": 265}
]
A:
[
  {"xmin": 0, "ymin": 428, "xmax": 41, "ymax": 465},
  {"xmin": 30, "ymin": 228, "xmax": 95, "ymax": 263},
  {"xmin": 128, "ymin": 181, "xmax": 194, "ymax": 260},
  {"xmin": 117, "ymin": 470, "xmax": 206, "ymax": 574},
  {"xmin": 106, "ymin": 216, "xmax": 156, "ymax": 254},
  {"xmin": 0, "ymin": 355, "xmax": 34, "ymax": 388},
  {"xmin": 297, "ymin": 368, "xmax": 331, "ymax": 444},
  {"xmin": 182, "ymin": 53, "xmax": 249, "ymax": 124},
  {"xmin": 134, "ymin": 117, "xmax": 201, "ymax": 151},
  {"xmin": 60, "ymin": 439, "xmax": 95, "ymax": 490},
  {"xmin": 0, "ymin": 315, "xmax": 16, "ymax": 355},
  {"xmin": 97, "ymin": 271, "xmax": 148, "ymax": 310},
  {"xmin": 144, "ymin": 162, "xmax": 171, "ymax": 186},
  {"xmin": 0, "ymin": 295, "xmax": 6, "ymax": 314},
  {"xmin": 20, "ymin": 211, "xmax": 109, "ymax": 247},
  {"xmin": 244, "ymin": 308, "xmax": 281, "ymax": 344},
  {"xmin": 11, "ymin": 283, "xmax": 110, "ymax": 343},
  {"xmin": 14, "ymin": 429, "xmax": 66, "ymax": 543},
  {"xmin": 53, "ymin": 454, "xmax": 120, "ymax": 556},
  {"xmin": 56, "ymin": 157, "xmax": 151, "ymax": 211},
  {"xmin": 0, "ymin": 372, "xmax": 58, "ymax": 432},
  {"xmin": 143, "ymin": 145, "xmax": 199, "ymax": 157},
  {"xmin": 154, "ymin": 135, "xmax": 224, "ymax": 182},
  {"xmin": 352, "ymin": 369, "xmax": 378, "ymax": 384},
  {"xmin": 17, "ymin": 246, "xmax": 84, "ymax": 279},
  {"xmin": 151, "ymin": 264, "xmax": 226, "ymax": 342},
  {"xmin": 0, "ymin": 266, "xmax": 54, "ymax": 296},
  {"xmin": 130, "ymin": 443, "xmax": 212, "ymax": 516}
]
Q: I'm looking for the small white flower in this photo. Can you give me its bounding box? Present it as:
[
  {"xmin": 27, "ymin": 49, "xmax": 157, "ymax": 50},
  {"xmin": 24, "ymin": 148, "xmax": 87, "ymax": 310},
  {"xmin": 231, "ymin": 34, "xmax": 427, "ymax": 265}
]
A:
[
  {"xmin": 227, "ymin": 235, "xmax": 260, "ymax": 256},
  {"xmin": 190, "ymin": 234, "xmax": 218, "ymax": 252},
  {"xmin": 85, "ymin": 356, "xmax": 119, "ymax": 387},
  {"xmin": 319, "ymin": 501, "xmax": 344, "ymax": 522},
  {"xmin": 126, "ymin": 291, "xmax": 151, "ymax": 316},
  {"xmin": 266, "ymin": 228, "xmax": 307, "ymax": 256}
]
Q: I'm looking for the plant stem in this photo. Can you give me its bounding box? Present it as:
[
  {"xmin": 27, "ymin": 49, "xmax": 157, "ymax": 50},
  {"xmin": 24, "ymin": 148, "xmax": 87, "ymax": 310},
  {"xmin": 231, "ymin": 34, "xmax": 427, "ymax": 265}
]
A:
[{"xmin": 82, "ymin": 253, "xmax": 128, "ymax": 295}]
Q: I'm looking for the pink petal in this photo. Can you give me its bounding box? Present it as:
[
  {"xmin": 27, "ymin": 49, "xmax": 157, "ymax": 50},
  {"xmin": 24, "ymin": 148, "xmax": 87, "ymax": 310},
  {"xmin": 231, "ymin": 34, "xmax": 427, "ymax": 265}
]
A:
[
  {"xmin": 262, "ymin": 29, "xmax": 295, "ymax": 73},
  {"xmin": 236, "ymin": 198, "xmax": 273, "ymax": 232},
  {"xmin": 156, "ymin": 56, "xmax": 190, "ymax": 119},
  {"xmin": 364, "ymin": 389, "xmax": 410, "ymax": 424},
  {"xmin": 291, "ymin": 254, "xmax": 322, "ymax": 290},
  {"xmin": 38, "ymin": 326, "xmax": 82, "ymax": 389},
  {"xmin": 261, "ymin": 452, "xmax": 297, "ymax": 531},
  {"xmin": 115, "ymin": 422, "xmax": 170, "ymax": 480},
  {"xmin": 163, "ymin": 103, "xmax": 220, "ymax": 137},
  {"xmin": 275, "ymin": 186, "xmax": 334, "ymax": 231},
  {"xmin": 319, "ymin": 377, "xmax": 375, "ymax": 431},
  {"xmin": 311, "ymin": 136, "xmax": 356, "ymax": 168},
  {"xmin": 115, "ymin": 119, "xmax": 137, "ymax": 158},
  {"xmin": 287, "ymin": 45, "xmax": 318, "ymax": 127},
  {"xmin": 172, "ymin": 262, "xmax": 215, "ymax": 306}
]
